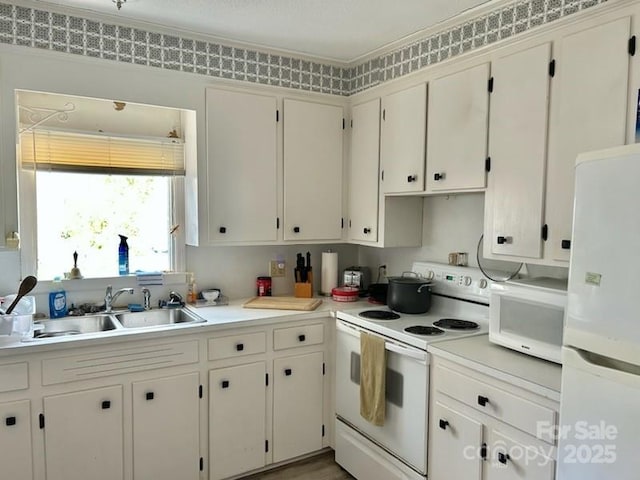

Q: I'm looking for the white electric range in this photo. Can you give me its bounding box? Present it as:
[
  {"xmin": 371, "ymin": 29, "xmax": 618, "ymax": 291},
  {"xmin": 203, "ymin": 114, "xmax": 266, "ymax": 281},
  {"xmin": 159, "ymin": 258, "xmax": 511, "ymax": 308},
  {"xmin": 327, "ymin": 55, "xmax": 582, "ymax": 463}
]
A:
[{"xmin": 334, "ymin": 262, "xmax": 492, "ymax": 480}]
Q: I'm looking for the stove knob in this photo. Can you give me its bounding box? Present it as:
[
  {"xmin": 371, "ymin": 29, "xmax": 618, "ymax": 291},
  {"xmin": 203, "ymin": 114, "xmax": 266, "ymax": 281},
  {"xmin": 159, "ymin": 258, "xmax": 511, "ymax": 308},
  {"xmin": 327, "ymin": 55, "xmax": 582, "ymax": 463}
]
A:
[
  {"xmin": 479, "ymin": 279, "xmax": 488, "ymax": 289},
  {"xmin": 463, "ymin": 276, "xmax": 472, "ymax": 286},
  {"xmin": 425, "ymin": 270, "xmax": 435, "ymax": 280}
]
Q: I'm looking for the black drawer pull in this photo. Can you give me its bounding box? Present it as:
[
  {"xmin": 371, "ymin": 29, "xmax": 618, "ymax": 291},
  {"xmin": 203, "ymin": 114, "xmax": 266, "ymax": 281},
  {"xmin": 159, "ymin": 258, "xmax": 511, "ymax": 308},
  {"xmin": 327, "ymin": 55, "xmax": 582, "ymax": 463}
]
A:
[
  {"xmin": 498, "ymin": 452, "xmax": 510, "ymax": 465},
  {"xmin": 363, "ymin": 227, "xmax": 371, "ymax": 234},
  {"xmin": 5, "ymin": 416, "xmax": 16, "ymax": 426},
  {"xmin": 293, "ymin": 226, "xmax": 300, "ymax": 233},
  {"xmin": 101, "ymin": 400, "xmax": 111, "ymax": 410},
  {"xmin": 439, "ymin": 419, "xmax": 449, "ymax": 430},
  {"xmin": 284, "ymin": 368, "xmax": 292, "ymax": 376},
  {"xmin": 477, "ymin": 395, "xmax": 489, "ymax": 407},
  {"xmin": 298, "ymin": 334, "xmax": 306, "ymax": 342},
  {"xmin": 146, "ymin": 392, "xmax": 154, "ymax": 401},
  {"xmin": 236, "ymin": 343, "xmax": 244, "ymax": 351},
  {"xmin": 221, "ymin": 380, "xmax": 230, "ymax": 389},
  {"xmin": 407, "ymin": 175, "xmax": 417, "ymax": 182},
  {"xmin": 561, "ymin": 239, "xmax": 571, "ymax": 249},
  {"xmin": 219, "ymin": 226, "xmax": 226, "ymax": 234},
  {"xmin": 434, "ymin": 172, "xmax": 444, "ymax": 181}
]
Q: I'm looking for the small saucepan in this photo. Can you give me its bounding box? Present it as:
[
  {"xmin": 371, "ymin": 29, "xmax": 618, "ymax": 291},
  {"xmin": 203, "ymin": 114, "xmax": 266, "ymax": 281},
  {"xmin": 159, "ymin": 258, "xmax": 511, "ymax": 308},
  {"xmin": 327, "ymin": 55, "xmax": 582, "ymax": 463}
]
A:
[{"xmin": 386, "ymin": 272, "xmax": 432, "ymax": 314}]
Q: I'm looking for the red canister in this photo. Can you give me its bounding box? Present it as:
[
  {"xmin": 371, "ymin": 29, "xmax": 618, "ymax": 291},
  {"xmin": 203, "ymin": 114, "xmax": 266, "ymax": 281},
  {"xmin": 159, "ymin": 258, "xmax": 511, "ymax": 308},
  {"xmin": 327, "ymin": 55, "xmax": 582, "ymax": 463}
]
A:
[{"xmin": 256, "ymin": 276, "xmax": 272, "ymax": 296}]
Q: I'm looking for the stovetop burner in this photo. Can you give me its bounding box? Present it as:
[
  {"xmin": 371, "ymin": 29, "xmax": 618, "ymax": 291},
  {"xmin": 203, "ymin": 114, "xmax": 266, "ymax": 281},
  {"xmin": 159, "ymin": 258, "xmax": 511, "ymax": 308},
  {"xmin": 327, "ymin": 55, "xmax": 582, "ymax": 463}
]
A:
[
  {"xmin": 404, "ymin": 325, "xmax": 445, "ymax": 336},
  {"xmin": 433, "ymin": 318, "xmax": 479, "ymax": 330},
  {"xmin": 359, "ymin": 310, "xmax": 401, "ymax": 320}
]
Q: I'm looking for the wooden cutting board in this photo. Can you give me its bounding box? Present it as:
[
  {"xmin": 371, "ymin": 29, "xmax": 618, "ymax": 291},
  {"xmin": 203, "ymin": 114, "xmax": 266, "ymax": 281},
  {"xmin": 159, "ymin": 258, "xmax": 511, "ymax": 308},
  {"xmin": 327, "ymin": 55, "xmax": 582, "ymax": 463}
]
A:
[{"xmin": 243, "ymin": 296, "xmax": 322, "ymax": 311}]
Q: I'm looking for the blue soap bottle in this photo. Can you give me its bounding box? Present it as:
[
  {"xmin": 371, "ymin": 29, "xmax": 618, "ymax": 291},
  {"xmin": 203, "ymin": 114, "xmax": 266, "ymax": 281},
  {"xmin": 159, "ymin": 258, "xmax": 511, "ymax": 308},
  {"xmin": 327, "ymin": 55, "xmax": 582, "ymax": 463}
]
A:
[
  {"xmin": 49, "ymin": 278, "xmax": 68, "ymax": 318},
  {"xmin": 118, "ymin": 234, "xmax": 129, "ymax": 276}
]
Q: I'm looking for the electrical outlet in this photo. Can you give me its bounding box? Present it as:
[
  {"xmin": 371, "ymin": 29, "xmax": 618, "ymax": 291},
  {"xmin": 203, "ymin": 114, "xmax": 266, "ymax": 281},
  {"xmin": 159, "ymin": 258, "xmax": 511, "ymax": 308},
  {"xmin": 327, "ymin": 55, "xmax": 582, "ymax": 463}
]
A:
[{"xmin": 270, "ymin": 260, "xmax": 286, "ymax": 277}]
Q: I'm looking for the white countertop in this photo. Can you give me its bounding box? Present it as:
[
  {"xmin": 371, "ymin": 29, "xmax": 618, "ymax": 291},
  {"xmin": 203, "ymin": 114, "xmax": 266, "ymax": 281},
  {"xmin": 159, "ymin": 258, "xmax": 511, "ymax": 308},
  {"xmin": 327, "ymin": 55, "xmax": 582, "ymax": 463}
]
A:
[
  {"xmin": 0, "ymin": 296, "xmax": 370, "ymax": 356},
  {"xmin": 427, "ymin": 335, "xmax": 562, "ymax": 401}
]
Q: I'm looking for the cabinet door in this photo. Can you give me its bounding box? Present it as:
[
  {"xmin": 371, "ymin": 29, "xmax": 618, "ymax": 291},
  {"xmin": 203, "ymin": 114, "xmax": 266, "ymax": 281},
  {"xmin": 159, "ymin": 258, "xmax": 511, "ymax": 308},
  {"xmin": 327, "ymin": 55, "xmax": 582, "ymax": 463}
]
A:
[
  {"xmin": 349, "ymin": 98, "xmax": 380, "ymax": 242},
  {"xmin": 132, "ymin": 372, "xmax": 200, "ymax": 480},
  {"xmin": 0, "ymin": 400, "xmax": 32, "ymax": 480},
  {"xmin": 206, "ymin": 88, "xmax": 278, "ymax": 243},
  {"xmin": 486, "ymin": 44, "xmax": 551, "ymax": 259},
  {"xmin": 546, "ymin": 17, "xmax": 631, "ymax": 261},
  {"xmin": 426, "ymin": 63, "xmax": 489, "ymax": 192},
  {"xmin": 209, "ymin": 362, "xmax": 266, "ymax": 480},
  {"xmin": 273, "ymin": 351, "xmax": 324, "ymax": 462},
  {"xmin": 44, "ymin": 385, "xmax": 123, "ymax": 480},
  {"xmin": 380, "ymin": 83, "xmax": 427, "ymax": 193},
  {"xmin": 284, "ymin": 99, "xmax": 343, "ymax": 241},
  {"xmin": 484, "ymin": 428, "xmax": 555, "ymax": 480},
  {"xmin": 429, "ymin": 399, "xmax": 483, "ymax": 480}
]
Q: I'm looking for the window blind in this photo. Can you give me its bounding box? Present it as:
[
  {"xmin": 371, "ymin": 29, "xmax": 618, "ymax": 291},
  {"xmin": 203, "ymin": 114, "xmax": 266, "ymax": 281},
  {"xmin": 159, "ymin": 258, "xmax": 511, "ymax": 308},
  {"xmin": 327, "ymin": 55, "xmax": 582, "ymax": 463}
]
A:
[{"xmin": 20, "ymin": 129, "xmax": 185, "ymax": 176}]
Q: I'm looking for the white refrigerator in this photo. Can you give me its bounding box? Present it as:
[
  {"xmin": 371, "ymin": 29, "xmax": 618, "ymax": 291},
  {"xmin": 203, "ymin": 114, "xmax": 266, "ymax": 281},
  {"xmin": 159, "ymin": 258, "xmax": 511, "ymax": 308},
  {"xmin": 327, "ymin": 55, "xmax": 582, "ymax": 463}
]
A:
[{"xmin": 557, "ymin": 144, "xmax": 640, "ymax": 479}]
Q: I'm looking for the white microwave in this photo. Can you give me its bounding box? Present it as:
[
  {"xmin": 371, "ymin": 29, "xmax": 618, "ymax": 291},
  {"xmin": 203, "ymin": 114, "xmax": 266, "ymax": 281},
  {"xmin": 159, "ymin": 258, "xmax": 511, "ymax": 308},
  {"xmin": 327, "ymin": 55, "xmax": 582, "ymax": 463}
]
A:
[{"xmin": 489, "ymin": 277, "xmax": 567, "ymax": 364}]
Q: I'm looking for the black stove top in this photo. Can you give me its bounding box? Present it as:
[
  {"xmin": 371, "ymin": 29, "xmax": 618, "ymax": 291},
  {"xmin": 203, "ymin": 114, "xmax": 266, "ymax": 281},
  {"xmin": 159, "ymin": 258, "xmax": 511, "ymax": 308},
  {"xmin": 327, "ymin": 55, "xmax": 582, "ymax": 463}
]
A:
[
  {"xmin": 359, "ymin": 310, "xmax": 401, "ymax": 320},
  {"xmin": 404, "ymin": 325, "xmax": 445, "ymax": 336},
  {"xmin": 433, "ymin": 318, "xmax": 479, "ymax": 330}
]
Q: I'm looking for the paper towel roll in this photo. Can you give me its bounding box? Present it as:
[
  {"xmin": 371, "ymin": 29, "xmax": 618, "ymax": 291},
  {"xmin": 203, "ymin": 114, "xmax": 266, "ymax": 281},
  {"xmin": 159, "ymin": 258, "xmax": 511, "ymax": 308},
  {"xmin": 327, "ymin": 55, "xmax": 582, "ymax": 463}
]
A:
[{"xmin": 321, "ymin": 251, "xmax": 339, "ymax": 295}]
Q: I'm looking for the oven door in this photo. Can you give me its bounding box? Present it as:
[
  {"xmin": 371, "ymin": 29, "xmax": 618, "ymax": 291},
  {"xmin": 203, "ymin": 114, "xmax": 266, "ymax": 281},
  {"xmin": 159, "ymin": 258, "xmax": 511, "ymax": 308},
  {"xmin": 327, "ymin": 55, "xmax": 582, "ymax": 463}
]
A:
[{"xmin": 335, "ymin": 319, "xmax": 429, "ymax": 474}]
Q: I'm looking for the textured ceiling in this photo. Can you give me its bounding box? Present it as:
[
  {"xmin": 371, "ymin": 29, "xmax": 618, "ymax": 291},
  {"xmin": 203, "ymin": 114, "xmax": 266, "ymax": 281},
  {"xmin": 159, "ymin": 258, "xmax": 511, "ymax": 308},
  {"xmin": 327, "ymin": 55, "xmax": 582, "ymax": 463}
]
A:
[{"xmin": 36, "ymin": 0, "xmax": 492, "ymax": 62}]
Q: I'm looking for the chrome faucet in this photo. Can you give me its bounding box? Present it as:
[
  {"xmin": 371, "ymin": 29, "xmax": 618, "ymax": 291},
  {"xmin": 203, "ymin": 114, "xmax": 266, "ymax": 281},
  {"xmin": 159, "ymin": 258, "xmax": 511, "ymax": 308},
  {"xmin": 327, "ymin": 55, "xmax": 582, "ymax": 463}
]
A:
[
  {"xmin": 142, "ymin": 287, "xmax": 151, "ymax": 311},
  {"xmin": 104, "ymin": 285, "xmax": 134, "ymax": 313}
]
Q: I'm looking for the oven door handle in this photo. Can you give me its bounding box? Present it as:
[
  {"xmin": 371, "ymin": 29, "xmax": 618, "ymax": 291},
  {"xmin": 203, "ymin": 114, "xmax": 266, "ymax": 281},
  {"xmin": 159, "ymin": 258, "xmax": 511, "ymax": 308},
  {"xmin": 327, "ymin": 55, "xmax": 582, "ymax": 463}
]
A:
[{"xmin": 336, "ymin": 320, "xmax": 428, "ymax": 364}]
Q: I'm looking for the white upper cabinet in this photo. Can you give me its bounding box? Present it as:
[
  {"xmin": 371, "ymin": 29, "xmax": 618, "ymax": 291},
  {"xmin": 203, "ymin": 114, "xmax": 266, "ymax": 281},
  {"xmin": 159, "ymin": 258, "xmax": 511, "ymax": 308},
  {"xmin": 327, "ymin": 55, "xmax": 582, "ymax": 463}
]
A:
[
  {"xmin": 380, "ymin": 83, "xmax": 427, "ymax": 194},
  {"xmin": 348, "ymin": 98, "xmax": 380, "ymax": 242},
  {"xmin": 485, "ymin": 43, "xmax": 551, "ymax": 259},
  {"xmin": 283, "ymin": 98, "xmax": 344, "ymax": 241},
  {"xmin": 426, "ymin": 63, "xmax": 490, "ymax": 193},
  {"xmin": 546, "ymin": 16, "xmax": 632, "ymax": 262},
  {"xmin": 205, "ymin": 88, "xmax": 278, "ymax": 243}
]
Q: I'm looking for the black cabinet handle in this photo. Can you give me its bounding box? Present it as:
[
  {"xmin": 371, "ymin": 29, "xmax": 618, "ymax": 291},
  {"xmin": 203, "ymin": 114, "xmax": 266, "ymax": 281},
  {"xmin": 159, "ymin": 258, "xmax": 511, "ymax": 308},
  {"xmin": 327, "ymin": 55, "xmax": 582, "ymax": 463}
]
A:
[
  {"xmin": 236, "ymin": 343, "xmax": 244, "ymax": 351},
  {"xmin": 101, "ymin": 400, "xmax": 111, "ymax": 410},
  {"xmin": 439, "ymin": 419, "xmax": 449, "ymax": 430},
  {"xmin": 298, "ymin": 334, "xmax": 306, "ymax": 342},
  {"xmin": 434, "ymin": 172, "xmax": 444, "ymax": 181},
  {"xmin": 363, "ymin": 228, "xmax": 371, "ymax": 234},
  {"xmin": 477, "ymin": 395, "xmax": 489, "ymax": 407},
  {"xmin": 407, "ymin": 175, "xmax": 417, "ymax": 183},
  {"xmin": 5, "ymin": 416, "xmax": 16, "ymax": 426},
  {"xmin": 146, "ymin": 392, "xmax": 154, "ymax": 401},
  {"xmin": 561, "ymin": 239, "xmax": 571, "ymax": 249},
  {"xmin": 219, "ymin": 226, "xmax": 226, "ymax": 234},
  {"xmin": 221, "ymin": 380, "xmax": 230, "ymax": 389},
  {"xmin": 481, "ymin": 443, "xmax": 487, "ymax": 460},
  {"xmin": 284, "ymin": 368, "xmax": 292, "ymax": 376},
  {"xmin": 498, "ymin": 452, "xmax": 510, "ymax": 465},
  {"xmin": 497, "ymin": 236, "xmax": 510, "ymax": 245},
  {"xmin": 293, "ymin": 226, "xmax": 300, "ymax": 233}
]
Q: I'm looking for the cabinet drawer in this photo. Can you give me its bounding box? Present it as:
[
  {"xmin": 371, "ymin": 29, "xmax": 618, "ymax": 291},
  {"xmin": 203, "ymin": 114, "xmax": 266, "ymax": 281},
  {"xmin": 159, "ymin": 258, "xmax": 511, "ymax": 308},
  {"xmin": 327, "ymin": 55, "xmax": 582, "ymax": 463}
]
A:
[
  {"xmin": 0, "ymin": 363, "xmax": 28, "ymax": 393},
  {"xmin": 273, "ymin": 323, "xmax": 324, "ymax": 350},
  {"xmin": 208, "ymin": 332, "xmax": 266, "ymax": 360},
  {"xmin": 435, "ymin": 365, "xmax": 556, "ymax": 443}
]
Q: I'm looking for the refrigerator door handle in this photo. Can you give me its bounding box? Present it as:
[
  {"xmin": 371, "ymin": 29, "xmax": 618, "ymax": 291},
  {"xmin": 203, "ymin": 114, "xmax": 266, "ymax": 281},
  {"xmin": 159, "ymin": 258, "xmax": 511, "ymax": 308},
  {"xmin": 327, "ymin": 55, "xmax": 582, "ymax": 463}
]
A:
[{"xmin": 564, "ymin": 347, "xmax": 640, "ymax": 387}]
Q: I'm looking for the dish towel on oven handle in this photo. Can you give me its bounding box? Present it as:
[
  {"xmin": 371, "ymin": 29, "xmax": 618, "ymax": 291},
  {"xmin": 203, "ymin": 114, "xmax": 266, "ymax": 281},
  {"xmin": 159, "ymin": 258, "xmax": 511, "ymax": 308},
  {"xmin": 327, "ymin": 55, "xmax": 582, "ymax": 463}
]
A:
[{"xmin": 360, "ymin": 331, "xmax": 386, "ymax": 426}]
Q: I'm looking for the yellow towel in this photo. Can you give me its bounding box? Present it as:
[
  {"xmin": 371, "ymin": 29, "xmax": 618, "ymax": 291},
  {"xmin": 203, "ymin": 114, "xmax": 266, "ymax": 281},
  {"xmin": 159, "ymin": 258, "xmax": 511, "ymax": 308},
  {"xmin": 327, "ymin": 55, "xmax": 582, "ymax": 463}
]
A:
[{"xmin": 360, "ymin": 332, "xmax": 386, "ymax": 426}]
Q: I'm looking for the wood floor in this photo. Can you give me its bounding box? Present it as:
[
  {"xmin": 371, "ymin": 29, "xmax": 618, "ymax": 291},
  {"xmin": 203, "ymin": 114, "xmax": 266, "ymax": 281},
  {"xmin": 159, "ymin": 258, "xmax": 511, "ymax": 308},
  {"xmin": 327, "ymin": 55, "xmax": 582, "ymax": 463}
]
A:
[{"xmin": 243, "ymin": 451, "xmax": 354, "ymax": 480}]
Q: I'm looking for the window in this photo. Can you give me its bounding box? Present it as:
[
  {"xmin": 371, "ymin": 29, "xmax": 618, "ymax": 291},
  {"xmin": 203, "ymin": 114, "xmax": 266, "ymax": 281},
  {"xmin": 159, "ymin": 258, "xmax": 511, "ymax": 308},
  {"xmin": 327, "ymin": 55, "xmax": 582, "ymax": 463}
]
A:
[{"xmin": 17, "ymin": 91, "xmax": 190, "ymax": 280}]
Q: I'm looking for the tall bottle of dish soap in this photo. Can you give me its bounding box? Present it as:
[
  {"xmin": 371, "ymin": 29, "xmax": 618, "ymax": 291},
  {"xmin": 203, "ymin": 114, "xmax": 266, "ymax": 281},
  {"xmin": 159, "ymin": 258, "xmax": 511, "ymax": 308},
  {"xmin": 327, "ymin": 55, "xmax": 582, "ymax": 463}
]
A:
[
  {"xmin": 118, "ymin": 234, "xmax": 129, "ymax": 276},
  {"xmin": 49, "ymin": 277, "xmax": 68, "ymax": 318}
]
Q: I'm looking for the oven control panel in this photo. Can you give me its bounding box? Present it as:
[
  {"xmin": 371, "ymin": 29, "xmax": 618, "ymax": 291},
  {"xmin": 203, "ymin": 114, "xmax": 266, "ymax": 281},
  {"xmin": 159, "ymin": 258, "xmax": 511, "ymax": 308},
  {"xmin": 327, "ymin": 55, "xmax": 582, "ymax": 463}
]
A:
[{"xmin": 411, "ymin": 262, "xmax": 493, "ymax": 303}]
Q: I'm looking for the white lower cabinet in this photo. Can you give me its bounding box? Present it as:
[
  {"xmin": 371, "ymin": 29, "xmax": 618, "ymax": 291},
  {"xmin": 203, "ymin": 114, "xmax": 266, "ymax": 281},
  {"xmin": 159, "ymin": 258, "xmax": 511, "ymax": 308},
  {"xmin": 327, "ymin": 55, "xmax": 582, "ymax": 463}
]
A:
[
  {"xmin": 132, "ymin": 372, "xmax": 200, "ymax": 480},
  {"xmin": 209, "ymin": 362, "xmax": 267, "ymax": 480},
  {"xmin": 429, "ymin": 358, "xmax": 558, "ymax": 480},
  {"xmin": 0, "ymin": 400, "xmax": 33, "ymax": 480},
  {"xmin": 272, "ymin": 351, "xmax": 324, "ymax": 462},
  {"xmin": 43, "ymin": 385, "xmax": 124, "ymax": 480}
]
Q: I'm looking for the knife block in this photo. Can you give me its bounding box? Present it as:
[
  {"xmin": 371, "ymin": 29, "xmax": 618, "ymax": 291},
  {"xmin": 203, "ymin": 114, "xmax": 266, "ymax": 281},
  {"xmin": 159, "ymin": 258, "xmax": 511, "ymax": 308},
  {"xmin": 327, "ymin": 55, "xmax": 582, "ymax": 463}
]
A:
[{"xmin": 294, "ymin": 271, "xmax": 313, "ymax": 298}]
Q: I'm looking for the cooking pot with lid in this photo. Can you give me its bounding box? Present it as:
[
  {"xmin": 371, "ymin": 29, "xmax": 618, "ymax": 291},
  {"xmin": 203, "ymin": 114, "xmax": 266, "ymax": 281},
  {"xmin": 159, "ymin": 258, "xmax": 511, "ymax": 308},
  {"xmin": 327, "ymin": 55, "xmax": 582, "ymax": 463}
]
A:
[{"xmin": 386, "ymin": 272, "xmax": 432, "ymax": 314}]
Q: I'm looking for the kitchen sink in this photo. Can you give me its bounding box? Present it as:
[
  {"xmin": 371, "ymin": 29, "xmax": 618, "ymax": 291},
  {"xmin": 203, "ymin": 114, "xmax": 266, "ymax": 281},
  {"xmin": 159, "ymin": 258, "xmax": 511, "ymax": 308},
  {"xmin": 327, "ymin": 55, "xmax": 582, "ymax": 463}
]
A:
[
  {"xmin": 34, "ymin": 314, "xmax": 119, "ymax": 338},
  {"xmin": 115, "ymin": 308, "xmax": 204, "ymax": 328}
]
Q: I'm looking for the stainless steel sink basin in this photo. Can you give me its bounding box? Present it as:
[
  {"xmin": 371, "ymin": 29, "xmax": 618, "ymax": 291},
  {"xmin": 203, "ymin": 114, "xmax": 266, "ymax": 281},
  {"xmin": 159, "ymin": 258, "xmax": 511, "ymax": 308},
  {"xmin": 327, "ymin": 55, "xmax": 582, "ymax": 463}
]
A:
[
  {"xmin": 115, "ymin": 308, "xmax": 203, "ymax": 328},
  {"xmin": 34, "ymin": 315, "xmax": 119, "ymax": 338}
]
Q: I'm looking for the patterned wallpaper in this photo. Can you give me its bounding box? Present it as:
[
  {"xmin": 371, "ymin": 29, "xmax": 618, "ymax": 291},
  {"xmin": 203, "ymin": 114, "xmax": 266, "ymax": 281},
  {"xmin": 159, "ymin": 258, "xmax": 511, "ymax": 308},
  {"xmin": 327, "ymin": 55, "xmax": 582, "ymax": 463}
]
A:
[{"xmin": 0, "ymin": 0, "xmax": 608, "ymax": 96}]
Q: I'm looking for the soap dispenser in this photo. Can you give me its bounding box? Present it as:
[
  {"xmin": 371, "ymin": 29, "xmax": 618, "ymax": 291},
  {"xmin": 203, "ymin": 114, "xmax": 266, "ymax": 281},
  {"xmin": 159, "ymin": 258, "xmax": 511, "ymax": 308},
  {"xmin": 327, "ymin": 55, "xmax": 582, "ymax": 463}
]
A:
[{"xmin": 118, "ymin": 235, "xmax": 129, "ymax": 276}]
